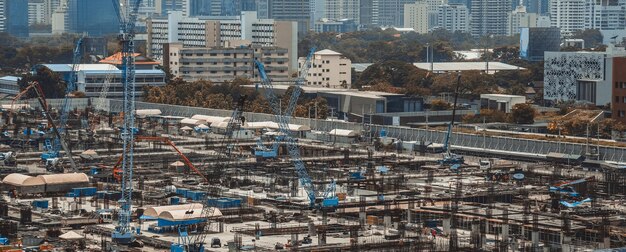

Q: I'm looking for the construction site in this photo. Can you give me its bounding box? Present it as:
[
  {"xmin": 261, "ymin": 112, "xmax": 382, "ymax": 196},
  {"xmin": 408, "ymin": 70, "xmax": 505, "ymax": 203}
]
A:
[{"xmin": 1, "ymin": 1, "xmax": 626, "ymax": 252}]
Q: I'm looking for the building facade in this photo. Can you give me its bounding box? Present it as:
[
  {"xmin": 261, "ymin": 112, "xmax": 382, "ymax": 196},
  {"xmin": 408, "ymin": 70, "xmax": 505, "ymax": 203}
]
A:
[
  {"xmin": 403, "ymin": 2, "xmax": 430, "ymax": 33},
  {"xmin": 147, "ymin": 11, "xmax": 298, "ymax": 72},
  {"xmin": 508, "ymin": 5, "xmax": 550, "ymax": 35},
  {"xmin": 586, "ymin": 3, "xmax": 626, "ymax": 31},
  {"xmin": 314, "ymin": 19, "xmax": 358, "ymax": 33},
  {"xmin": 373, "ymin": 0, "xmax": 415, "ymax": 27},
  {"xmin": 470, "ymin": 0, "xmax": 512, "ymax": 37},
  {"xmin": 544, "ymin": 48, "xmax": 626, "ymax": 106},
  {"xmin": 67, "ymin": 0, "xmax": 118, "ymax": 36},
  {"xmin": 164, "ymin": 43, "xmax": 290, "ymax": 82},
  {"xmin": 436, "ymin": 4, "xmax": 470, "ymax": 33},
  {"xmin": 264, "ymin": 0, "xmax": 309, "ymax": 37},
  {"xmin": 612, "ymin": 57, "xmax": 626, "ymax": 123},
  {"xmin": 28, "ymin": 0, "xmax": 46, "ymax": 25},
  {"xmin": 549, "ymin": 0, "xmax": 588, "ymax": 36},
  {"xmin": 0, "ymin": 0, "xmax": 29, "ymax": 37},
  {"xmin": 298, "ymin": 49, "xmax": 352, "ymax": 89},
  {"xmin": 325, "ymin": 0, "xmax": 360, "ymax": 23},
  {"xmin": 520, "ymin": 27, "xmax": 561, "ymax": 61}
]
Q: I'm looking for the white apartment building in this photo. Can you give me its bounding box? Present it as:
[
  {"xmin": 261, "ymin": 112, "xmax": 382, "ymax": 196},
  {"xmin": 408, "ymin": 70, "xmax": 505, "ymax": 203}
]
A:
[
  {"xmin": 403, "ymin": 0, "xmax": 447, "ymax": 33},
  {"xmin": 436, "ymin": 4, "xmax": 469, "ymax": 33},
  {"xmin": 28, "ymin": 0, "xmax": 46, "ymax": 25},
  {"xmin": 147, "ymin": 11, "xmax": 298, "ymax": 72},
  {"xmin": 586, "ymin": 3, "xmax": 626, "ymax": 30},
  {"xmin": 508, "ymin": 5, "xmax": 550, "ymax": 35},
  {"xmin": 325, "ymin": 0, "xmax": 361, "ymax": 23},
  {"xmin": 470, "ymin": 0, "xmax": 512, "ymax": 37},
  {"xmin": 299, "ymin": 49, "xmax": 352, "ymax": 89},
  {"xmin": 549, "ymin": 0, "xmax": 588, "ymax": 36},
  {"xmin": 404, "ymin": 2, "xmax": 430, "ymax": 33}
]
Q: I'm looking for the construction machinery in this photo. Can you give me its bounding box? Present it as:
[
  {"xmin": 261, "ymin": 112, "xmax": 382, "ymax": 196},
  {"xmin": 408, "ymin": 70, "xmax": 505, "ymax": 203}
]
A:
[
  {"xmin": 171, "ymin": 93, "xmax": 247, "ymax": 252},
  {"xmin": 438, "ymin": 74, "xmax": 464, "ymax": 167},
  {"xmin": 254, "ymin": 47, "xmax": 316, "ymax": 159},
  {"xmin": 111, "ymin": 136, "xmax": 207, "ymax": 182},
  {"xmin": 13, "ymin": 81, "xmax": 77, "ymax": 172},
  {"xmin": 560, "ymin": 198, "xmax": 592, "ymax": 208},
  {"xmin": 111, "ymin": 0, "xmax": 142, "ymax": 244},
  {"xmin": 549, "ymin": 176, "xmax": 595, "ymax": 197},
  {"xmin": 254, "ymin": 54, "xmax": 338, "ymax": 209}
]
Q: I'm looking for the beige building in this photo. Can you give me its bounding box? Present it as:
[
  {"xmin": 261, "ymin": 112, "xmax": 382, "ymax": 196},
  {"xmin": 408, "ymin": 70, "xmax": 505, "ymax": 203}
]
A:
[
  {"xmin": 147, "ymin": 11, "xmax": 298, "ymax": 73},
  {"xmin": 165, "ymin": 42, "xmax": 290, "ymax": 82},
  {"xmin": 403, "ymin": 0, "xmax": 447, "ymax": 33},
  {"xmin": 507, "ymin": 5, "xmax": 550, "ymax": 36},
  {"xmin": 299, "ymin": 49, "xmax": 351, "ymax": 89}
]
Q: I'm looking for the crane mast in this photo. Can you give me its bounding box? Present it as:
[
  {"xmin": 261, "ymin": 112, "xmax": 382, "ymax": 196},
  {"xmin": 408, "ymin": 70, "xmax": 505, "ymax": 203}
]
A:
[
  {"xmin": 254, "ymin": 56, "xmax": 319, "ymax": 207},
  {"xmin": 112, "ymin": 0, "xmax": 142, "ymax": 244}
]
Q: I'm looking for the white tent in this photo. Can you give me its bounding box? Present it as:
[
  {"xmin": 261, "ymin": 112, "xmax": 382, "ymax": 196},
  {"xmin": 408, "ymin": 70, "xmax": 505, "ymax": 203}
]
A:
[
  {"xmin": 180, "ymin": 118, "xmax": 205, "ymax": 125},
  {"xmin": 59, "ymin": 231, "xmax": 83, "ymax": 240},
  {"xmin": 195, "ymin": 124, "xmax": 209, "ymax": 129},
  {"xmin": 191, "ymin": 115, "xmax": 230, "ymax": 125},
  {"xmin": 180, "ymin": 126, "xmax": 193, "ymax": 131},
  {"xmin": 136, "ymin": 109, "xmax": 162, "ymax": 117}
]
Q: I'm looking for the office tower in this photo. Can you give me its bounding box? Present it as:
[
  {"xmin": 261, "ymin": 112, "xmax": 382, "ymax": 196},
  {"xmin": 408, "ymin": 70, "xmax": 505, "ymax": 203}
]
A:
[
  {"xmin": 360, "ymin": 0, "xmax": 374, "ymax": 26},
  {"xmin": 586, "ymin": 1, "xmax": 626, "ymax": 30},
  {"xmin": 0, "ymin": 0, "xmax": 29, "ymax": 37},
  {"xmin": 373, "ymin": 0, "xmax": 415, "ymax": 27},
  {"xmin": 325, "ymin": 0, "xmax": 360, "ymax": 23},
  {"xmin": 549, "ymin": 0, "xmax": 588, "ymax": 36},
  {"xmin": 437, "ymin": 4, "xmax": 470, "ymax": 32},
  {"xmin": 470, "ymin": 0, "xmax": 512, "ymax": 36},
  {"xmin": 67, "ymin": 0, "xmax": 118, "ymax": 36},
  {"xmin": 266, "ymin": 0, "xmax": 309, "ymax": 36}
]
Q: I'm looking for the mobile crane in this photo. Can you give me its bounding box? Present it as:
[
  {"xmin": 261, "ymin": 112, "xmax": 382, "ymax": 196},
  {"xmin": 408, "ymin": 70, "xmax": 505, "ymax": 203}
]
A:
[{"xmin": 438, "ymin": 74, "xmax": 464, "ymax": 168}]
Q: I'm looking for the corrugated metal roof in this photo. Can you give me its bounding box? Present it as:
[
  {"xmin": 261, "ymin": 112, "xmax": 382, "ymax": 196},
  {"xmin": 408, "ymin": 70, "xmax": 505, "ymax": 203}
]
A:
[
  {"xmin": 159, "ymin": 207, "xmax": 222, "ymax": 221},
  {"xmin": 0, "ymin": 76, "xmax": 21, "ymax": 82},
  {"xmin": 39, "ymin": 64, "xmax": 118, "ymax": 72},
  {"xmin": 2, "ymin": 174, "xmax": 45, "ymax": 186},
  {"xmin": 191, "ymin": 115, "xmax": 230, "ymax": 125},
  {"xmin": 38, "ymin": 173, "xmax": 89, "ymax": 184},
  {"xmin": 144, "ymin": 203, "xmax": 203, "ymax": 218}
]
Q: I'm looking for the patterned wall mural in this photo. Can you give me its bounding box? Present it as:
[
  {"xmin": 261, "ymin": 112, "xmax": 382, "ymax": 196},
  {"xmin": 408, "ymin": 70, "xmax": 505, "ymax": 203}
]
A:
[{"xmin": 544, "ymin": 52, "xmax": 604, "ymax": 101}]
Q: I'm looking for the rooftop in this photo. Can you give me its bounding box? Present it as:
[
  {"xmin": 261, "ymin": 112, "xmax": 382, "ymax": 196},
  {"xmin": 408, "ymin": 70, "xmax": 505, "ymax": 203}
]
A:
[
  {"xmin": 0, "ymin": 76, "xmax": 20, "ymax": 82},
  {"xmin": 37, "ymin": 64, "xmax": 118, "ymax": 72},
  {"xmin": 315, "ymin": 49, "xmax": 342, "ymax": 56},
  {"xmin": 99, "ymin": 52, "xmax": 159, "ymax": 65}
]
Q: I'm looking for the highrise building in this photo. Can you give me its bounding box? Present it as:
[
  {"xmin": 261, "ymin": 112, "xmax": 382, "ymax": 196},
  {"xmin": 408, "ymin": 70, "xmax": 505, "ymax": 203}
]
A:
[
  {"xmin": 265, "ymin": 0, "xmax": 310, "ymax": 37},
  {"xmin": 373, "ymin": 0, "xmax": 415, "ymax": 27},
  {"xmin": 508, "ymin": 4, "xmax": 550, "ymax": 35},
  {"xmin": 586, "ymin": 1, "xmax": 626, "ymax": 30},
  {"xmin": 325, "ymin": 0, "xmax": 360, "ymax": 23},
  {"xmin": 549, "ymin": 0, "xmax": 588, "ymax": 36},
  {"xmin": 51, "ymin": 0, "xmax": 67, "ymax": 34},
  {"xmin": 186, "ymin": 0, "xmax": 255, "ymax": 17},
  {"xmin": 0, "ymin": 0, "xmax": 29, "ymax": 37},
  {"xmin": 28, "ymin": 0, "xmax": 46, "ymax": 25},
  {"xmin": 470, "ymin": 0, "xmax": 512, "ymax": 37},
  {"xmin": 147, "ymin": 11, "xmax": 298, "ymax": 72},
  {"xmin": 68, "ymin": 0, "xmax": 118, "ymax": 36},
  {"xmin": 436, "ymin": 4, "xmax": 470, "ymax": 32},
  {"xmin": 404, "ymin": 2, "xmax": 429, "ymax": 33},
  {"xmin": 156, "ymin": 0, "xmax": 185, "ymax": 16},
  {"xmin": 360, "ymin": 0, "xmax": 374, "ymax": 26}
]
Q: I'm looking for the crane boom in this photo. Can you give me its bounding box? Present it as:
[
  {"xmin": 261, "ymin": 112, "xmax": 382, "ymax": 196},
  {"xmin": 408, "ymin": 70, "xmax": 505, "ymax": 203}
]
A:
[
  {"xmin": 112, "ymin": 0, "xmax": 142, "ymax": 244},
  {"xmin": 255, "ymin": 60, "xmax": 317, "ymax": 206}
]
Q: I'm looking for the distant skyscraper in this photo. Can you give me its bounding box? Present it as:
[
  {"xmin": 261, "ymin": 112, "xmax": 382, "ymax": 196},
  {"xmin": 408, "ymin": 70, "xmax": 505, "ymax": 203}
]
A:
[
  {"xmin": 448, "ymin": 0, "xmax": 470, "ymax": 10},
  {"xmin": 68, "ymin": 0, "xmax": 117, "ymax": 36},
  {"xmin": 0, "ymin": 0, "xmax": 29, "ymax": 37},
  {"xmin": 470, "ymin": 0, "xmax": 511, "ymax": 37},
  {"xmin": 266, "ymin": 0, "xmax": 310, "ymax": 37},
  {"xmin": 373, "ymin": 0, "xmax": 415, "ymax": 27},
  {"xmin": 325, "ymin": 0, "xmax": 360, "ymax": 23},
  {"xmin": 437, "ymin": 4, "xmax": 470, "ymax": 33},
  {"xmin": 549, "ymin": 0, "xmax": 588, "ymax": 36},
  {"xmin": 526, "ymin": 0, "xmax": 549, "ymax": 14},
  {"xmin": 360, "ymin": 0, "xmax": 374, "ymax": 26},
  {"xmin": 187, "ymin": 0, "xmax": 253, "ymax": 16}
]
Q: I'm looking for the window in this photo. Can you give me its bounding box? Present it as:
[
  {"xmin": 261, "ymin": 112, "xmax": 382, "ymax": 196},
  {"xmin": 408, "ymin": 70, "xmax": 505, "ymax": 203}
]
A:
[
  {"xmin": 224, "ymin": 53, "xmax": 231, "ymax": 56},
  {"xmin": 617, "ymin": 96, "xmax": 620, "ymax": 103},
  {"xmin": 616, "ymin": 82, "xmax": 619, "ymax": 88},
  {"xmin": 210, "ymin": 53, "xmax": 217, "ymax": 56},
  {"xmin": 196, "ymin": 54, "xmax": 203, "ymax": 56}
]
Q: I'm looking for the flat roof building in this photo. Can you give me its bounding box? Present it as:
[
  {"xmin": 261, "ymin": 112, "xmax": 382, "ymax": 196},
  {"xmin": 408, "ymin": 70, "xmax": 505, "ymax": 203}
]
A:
[{"xmin": 299, "ymin": 49, "xmax": 352, "ymax": 89}]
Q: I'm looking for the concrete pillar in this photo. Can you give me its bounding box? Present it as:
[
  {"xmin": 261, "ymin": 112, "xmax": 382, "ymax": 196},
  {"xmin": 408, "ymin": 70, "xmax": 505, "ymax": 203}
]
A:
[
  {"xmin": 531, "ymin": 231, "xmax": 539, "ymax": 249},
  {"xmin": 291, "ymin": 234, "xmax": 298, "ymax": 247},
  {"xmin": 308, "ymin": 222, "xmax": 316, "ymax": 237},
  {"xmin": 406, "ymin": 209, "xmax": 413, "ymax": 224},
  {"xmin": 561, "ymin": 234, "xmax": 572, "ymax": 252},
  {"xmin": 443, "ymin": 218, "xmax": 451, "ymax": 235},
  {"xmin": 359, "ymin": 212, "xmax": 366, "ymax": 227},
  {"xmin": 384, "ymin": 216, "xmax": 391, "ymax": 228}
]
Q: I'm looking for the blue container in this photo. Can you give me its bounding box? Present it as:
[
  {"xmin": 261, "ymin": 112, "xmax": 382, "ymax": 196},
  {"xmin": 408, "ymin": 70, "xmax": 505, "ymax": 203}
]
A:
[
  {"xmin": 90, "ymin": 167, "xmax": 99, "ymax": 175},
  {"xmin": 32, "ymin": 200, "xmax": 48, "ymax": 209},
  {"xmin": 176, "ymin": 188, "xmax": 189, "ymax": 197},
  {"xmin": 66, "ymin": 192, "xmax": 77, "ymax": 198},
  {"xmin": 72, "ymin": 187, "xmax": 97, "ymax": 197},
  {"xmin": 170, "ymin": 197, "xmax": 180, "ymax": 205}
]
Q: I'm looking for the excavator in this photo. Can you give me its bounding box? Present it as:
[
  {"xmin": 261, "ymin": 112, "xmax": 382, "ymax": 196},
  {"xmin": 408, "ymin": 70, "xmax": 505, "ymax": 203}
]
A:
[{"xmin": 111, "ymin": 136, "xmax": 206, "ymax": 182}]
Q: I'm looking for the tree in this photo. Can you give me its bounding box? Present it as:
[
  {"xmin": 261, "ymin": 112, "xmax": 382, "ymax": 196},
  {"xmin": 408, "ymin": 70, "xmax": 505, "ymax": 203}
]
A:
[
  {"xmin": 18, "ymin": 67, "xmax": 66, "ymax": 98},
  {"xmin": 355, "ymin": 60, "xmax": 429, "ymax": 89},
  {"xmin": 430, "ymin": 99, "xmax": 451, "ymax": 111},
  {"xmin": 511, "ymin": 103, "xmax": 536, "ymax": 124}
]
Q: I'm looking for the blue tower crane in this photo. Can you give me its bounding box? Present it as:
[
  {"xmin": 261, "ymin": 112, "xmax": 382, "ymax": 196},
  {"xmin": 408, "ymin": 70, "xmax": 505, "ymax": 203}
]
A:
[
  {"xmin": 439, "ymin": 74, "xmax": 464, "ymax": 168},
  {"xmin": 111, "ymin": 0, "xmax": 142, "ymax": 244},
  {"xmin": 254, "ymin": 52, "xmax": 337, "ymax": 208},
  {"xmin": 254, "ymin": 47, "xmax": 316, "ymax": 159},
  {"xmin": 40, "ymin": 37, "xmax": 83, "ymax": 171}
]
